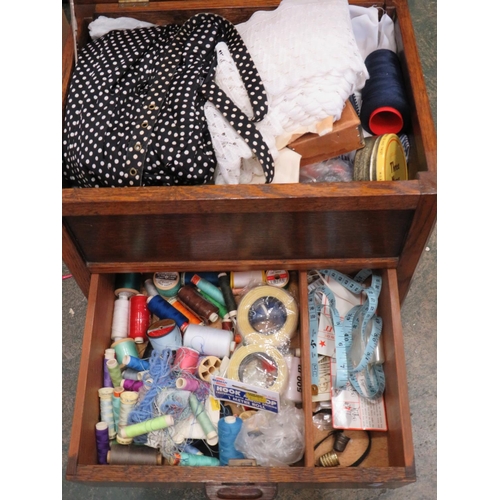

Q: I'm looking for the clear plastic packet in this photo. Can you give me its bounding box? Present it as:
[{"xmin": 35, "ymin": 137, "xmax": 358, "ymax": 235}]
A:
[{"xmin": 299, "ymin": 156, "xmax": 353, "ymax": 183}]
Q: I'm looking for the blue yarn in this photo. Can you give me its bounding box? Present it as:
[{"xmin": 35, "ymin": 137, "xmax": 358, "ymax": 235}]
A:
[
  {"xmin": 218, "ymin": 416, "xmax": 245, "ymax": 465},
  {"xmin": 360, "ymin": 49, "xmax": 411, "ymax": 135},
  {"xmin": 147, "ymin": 294, "xmax": 189, "ymax": 330},
  {"xmin": 127, "ymin": 348, "xmax": 177, "ymax": 443}
]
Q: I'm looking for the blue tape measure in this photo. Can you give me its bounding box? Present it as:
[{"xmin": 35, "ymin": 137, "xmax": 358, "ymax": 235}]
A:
[{"xmin": 307, "ymin": 269, "xmax": 385, "ymax": 399}]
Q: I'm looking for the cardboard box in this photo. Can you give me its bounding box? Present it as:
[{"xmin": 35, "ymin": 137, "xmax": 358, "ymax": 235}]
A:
[{"xmin": 288, "ymin": 100, "xmax": 364, "ymax": 166}]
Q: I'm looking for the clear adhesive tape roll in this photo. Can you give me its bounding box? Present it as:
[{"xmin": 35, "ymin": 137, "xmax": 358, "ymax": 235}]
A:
[
  {"xmin": 236, "ymin": 285, "xmax": 298, "ymax": 347},
  {"xmin": 226, "ymin": 344, "xmax": 288, "ymax": 394}
]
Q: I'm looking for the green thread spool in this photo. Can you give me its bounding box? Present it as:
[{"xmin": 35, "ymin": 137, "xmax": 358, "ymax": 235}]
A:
[
  {"xmin": 191, "ymin": 274, "xmax": 225, "ymax": 305},
  {"xmin": 107, "ymin": 359, "xmax": 122, "ymax": 388},
  {"xmin": 112, "ymin": 387, "xmax": 123, "ymax": 430},
  {"xmin": 119, "ymin": 415, "xmax": 175, "ymax": 439},
  {"xmin": 189, "ymin": 393, "xmax": 218, "ymax": 445},
  {"xmin": 111, "ymin": 338, "xmax": 139, "ymax": 365},
  {"xmin": 153, "ymin": 272, "xmax": 181, "ymax": 297},
  {"xmin": 115, "ymin": 273, "xmax": 142, "ymax": 298},
  {"xmin": 179, "ymin": 452, "xmax": 220, "ymax": 466},
  {"xmin": 198, "ymin": 289, "xmax": 228, "ymax": 318}
]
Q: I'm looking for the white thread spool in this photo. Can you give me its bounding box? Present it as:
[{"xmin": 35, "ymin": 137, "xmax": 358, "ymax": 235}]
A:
[
  {"xmin": 230, "ymin": 271, "xmax": 266, "ymax": 289},
  {"xmin": 144, "ymin": 278, "xmax": 159, "ymax": 298},
  {"xmin": 183, "ymin": 324, "xmax": 235, "ymax": 359},
  {"xmin": 284, "ymin": 355, "xmax": 302, "ymax": 403},
  {"xmin": 111, "ymin": 292, "xmax": 130, "ymax": 340}
]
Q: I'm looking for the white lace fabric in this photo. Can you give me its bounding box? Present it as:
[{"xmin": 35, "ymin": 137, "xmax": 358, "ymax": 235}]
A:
[{"xmin": 207, "ymin": 0, "xmax": 369, "ymax": 184}]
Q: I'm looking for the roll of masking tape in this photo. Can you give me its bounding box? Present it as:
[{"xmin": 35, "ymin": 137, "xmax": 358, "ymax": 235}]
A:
[
  {"xmin": 226, "ymin": 344, "xmax": 288, "ymax": 394},
  {"xmin": 236, "ymin": 285, "xmax": 298, "ymax": 347}
]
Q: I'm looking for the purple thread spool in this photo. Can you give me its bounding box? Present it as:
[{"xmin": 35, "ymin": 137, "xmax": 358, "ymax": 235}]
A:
[
  {"xmin": 95, "ymin": 422, "xmax": 110, "ymax": 465},
  {"xmin": 176, "ymin": 377, "xmax": 201, "ymax": 392},
  {"xmin": 121, "ymin": 379, "xmax": 144, "ymax": 392},
  {"xmin": 103, "ymin": 349, "xmax": 115, "ymax": 388}
]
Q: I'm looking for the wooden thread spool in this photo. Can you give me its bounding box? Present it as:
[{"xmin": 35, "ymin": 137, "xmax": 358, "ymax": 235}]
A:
[{"xmin": 197, "ymin": 356, "xmax": 222, "ymax": 381}]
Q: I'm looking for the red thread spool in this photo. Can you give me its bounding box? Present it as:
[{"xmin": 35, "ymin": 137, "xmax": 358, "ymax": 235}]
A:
[
  {"xmin": 129, "ymin": 294, "xmax": 150, "ymax": 344},
  {"xmin": 174, "ymin": 347, "xmax": 200, "ymax": 374}
]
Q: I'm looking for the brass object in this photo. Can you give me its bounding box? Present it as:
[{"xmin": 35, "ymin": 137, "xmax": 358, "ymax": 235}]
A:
[{"xmin": 319, "ymin": 451, "xmax": 340, "ymax": 467}]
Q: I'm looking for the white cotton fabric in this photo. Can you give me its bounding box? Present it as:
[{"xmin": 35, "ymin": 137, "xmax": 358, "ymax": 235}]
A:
[
  {"xmin": 88, "ymin": 16, "xmax": 155, "ymax": 40},
  {"xmin": 208, "ymin": 0, "xmax": 369, "ymax": 184}
]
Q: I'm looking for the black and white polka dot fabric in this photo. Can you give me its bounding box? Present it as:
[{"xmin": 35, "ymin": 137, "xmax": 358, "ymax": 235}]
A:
[{"xmin": 63, "ymin": 13, "xmax": 274, "ymax": 187}]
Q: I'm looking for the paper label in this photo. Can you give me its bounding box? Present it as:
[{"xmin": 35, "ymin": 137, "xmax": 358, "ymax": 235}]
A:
[
  {"xmin": 330, "ymin": 359, "xmax": 387, "ymax": 431},
  {"xmin": 211, "ymin": 376, "xmax": 280, "ymax": 414}
]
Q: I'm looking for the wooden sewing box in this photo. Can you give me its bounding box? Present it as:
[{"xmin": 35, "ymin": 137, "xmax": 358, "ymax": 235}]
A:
[{"xmin": 62, "ymin": 1, "xmax": 436, "ymax": 497}]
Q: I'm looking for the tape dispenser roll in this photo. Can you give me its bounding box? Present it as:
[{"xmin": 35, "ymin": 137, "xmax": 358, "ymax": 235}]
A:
[
  {"xmin": 226, "ymin": 344, "xmax": 288, "ymax": 394},
  {"xmin": 236, "ymin": 285, "xmax": 298, "ymax": 347}
]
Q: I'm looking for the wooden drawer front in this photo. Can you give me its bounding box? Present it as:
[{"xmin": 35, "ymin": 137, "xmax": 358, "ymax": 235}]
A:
[
  {"xmin": 62, "ymin": 0, "xmax": 437, "ymax": 305},
  {"xmin": 67, "ymin": 267, "xmax": 414, "ymax": 489}
]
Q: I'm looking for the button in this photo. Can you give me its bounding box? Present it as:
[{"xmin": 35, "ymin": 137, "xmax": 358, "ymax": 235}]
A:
[
  {"xmin": 148, "ymin": 102, "xmax": 156, "ymax": 110},
  {"xmin": 129, "ymin": 168, "xmax": 138, "ymax": 176},
  {"xmin": 141, "ymin": 121, "xmax": 148, "ymax": 128},
  {"xmin": 134, "ymin": 142, "xmax": 142, "ymax": 151}
]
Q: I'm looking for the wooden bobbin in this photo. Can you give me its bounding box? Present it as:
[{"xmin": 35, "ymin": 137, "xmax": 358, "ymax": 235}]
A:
[{"xmin": 198, "ymin": 356, "xmax": 222, "ymax": 381}]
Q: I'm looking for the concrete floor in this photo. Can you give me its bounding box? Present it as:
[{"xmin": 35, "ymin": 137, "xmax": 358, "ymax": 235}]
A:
[{"xmin": 62, "ymin": 1, "xmax": 436, "ymax": 498}]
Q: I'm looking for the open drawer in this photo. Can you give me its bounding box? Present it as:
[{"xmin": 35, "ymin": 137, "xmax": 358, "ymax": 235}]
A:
[
  {"xmin": 62, "ymin": 0, "xmax": 437, "ymax": 307},
  {"xmin": 66, "ymin": 267, "xmax": 414, "ymax": 493}
]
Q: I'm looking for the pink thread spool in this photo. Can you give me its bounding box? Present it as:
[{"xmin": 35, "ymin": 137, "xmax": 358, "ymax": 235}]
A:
[
  {"xmin": 174, "ymin": 347, "xmax": 200, "ymax": 374},
  {"xmin": 176, "ymin": 377, "xmax": 201, "ymax": 392}
]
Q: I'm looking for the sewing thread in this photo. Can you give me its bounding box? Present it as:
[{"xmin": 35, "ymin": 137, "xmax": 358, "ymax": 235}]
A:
[
  {"xmin": 218, "ymin": 416, "xmax": 245, "ymax": 465},
  {"xmin": 147, "ymin": 294, "xmax": 189, "ymax": 332}
]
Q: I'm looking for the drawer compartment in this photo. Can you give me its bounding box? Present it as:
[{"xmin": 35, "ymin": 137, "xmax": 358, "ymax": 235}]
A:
[
  {"xmin": 62, "ymin": 0, "xmax": 437, "ymax": 306},
  {"xmin": 66, "ymin": 267, "xmax": 414, "ymax": 489}
]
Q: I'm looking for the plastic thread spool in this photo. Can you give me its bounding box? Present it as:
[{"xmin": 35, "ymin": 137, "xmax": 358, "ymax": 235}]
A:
[
  {"xmin": 167, "ymin": 297, "xmax": 204, "ymax": 325},
  {"xmin": 177, "ymin": 285, "xmax": 219, "ymax": 323},
  {"xmin": 176, "ymin": 377, "xmax": 201, "ymax": 392},
  {"xmin": 189, "ymin": 393, "xmax": 218, "ymax": 445},
  {"xmin": 144, "ymin": 278, "xmax": 159, "ymax": 297},
  {"xmin": 198, "ymin": 289, "xmax": 228, "ymax": 318},
  {"xmin": 95, "ymin": 422, "xmax": 110, "ymax": 465},
  {"xmin": 174, "ymin": 347, "xmax": 200, "ymax": 374},
  {"xmin": 120, "ymin": 415, "xmax": 175, "ymax": 439},
  {"xmin": 147, "ymin": 319, "xmax": 183, "ymax": 352},
  {"xmin": 190, "ymin": 274, "xmax": 225, "ymax": 304},
  {"xmin": 123, "ymin": 355, "xmax": 150, "ymax": 372},
  {"xmin": 114, "ymin": 273, "xmax": 142, "ymax": 298},
  {"xmin": 183, "ymin": 324, "xmax": 235, "ymax": 359},
  {"xmin": 122, "ymin": 368, "xmax": 140, "ymax": 380},
  {"xmin": 181, "ymin": 272, "xmax": 220, "ymax": 287},
  {"xmin": 111, "ymin": 338, "xmax": 139, "ymax": 365},
  {"xmin": 147, "ymin": 294, "xmax": 189, "ymax": 332},
  {"xmin": 284, "ymin": 355, "xmax": 302, "ymax": 403},
  {"xmin": 218, "ymin": 416, "xmax": 245, "ymax": 465},
  {"xmin": 265, "ymin": 270, "xmax": 290, "ymax": 288},
  {"xmin": 106, "ymin": 358, "xmax": 122, "ymax": 388},
  {"xmin": 103, "ymin": 348, "xmax": 115, "ymax": 388},
  {"xmin": 218, "ymin": 272, "xmax": 238, "ymax": 321},
  {"xmin": 236, "ymin": 285, "xmax": 298, "ymax": 347},
  {"xmin": 230, "ymin": 271, "xmax": 266, "ymax": 289},
  {"xmin": 128, "ymin": 294, "xmax": 150, "ymax": 344},
  {"xmin": 179, "ymin": 453, "xmax": 220, "ymax": 466},
  {"xmin": 111, "ymin": 293, "xmax": 130, "ymax": 340},
  {"xmin": 98, "ymin": 388, "xmax": 116, "ymax": 439},
  {"xmin": 153, "ymin": 272, "xmax": 181, "ymax": 297},
  {"xmin": 107, "ymin": 444, "xmax": 162, "ymax": 465},
  {"xmin": 121, "ymin": 379, "xmax": 144, "ymax": 392},
  {"xmin": 197, "ymin": 356, "xmax": 222, "ymax": 381}
]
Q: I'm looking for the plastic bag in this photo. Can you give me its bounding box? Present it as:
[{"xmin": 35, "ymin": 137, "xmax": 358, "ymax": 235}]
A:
[{"xmin": 234, "ymin": 404, "xmax": 305, "ymax": 466}]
